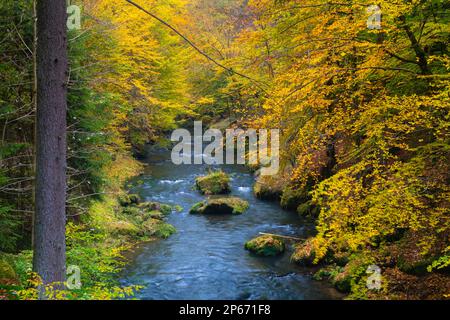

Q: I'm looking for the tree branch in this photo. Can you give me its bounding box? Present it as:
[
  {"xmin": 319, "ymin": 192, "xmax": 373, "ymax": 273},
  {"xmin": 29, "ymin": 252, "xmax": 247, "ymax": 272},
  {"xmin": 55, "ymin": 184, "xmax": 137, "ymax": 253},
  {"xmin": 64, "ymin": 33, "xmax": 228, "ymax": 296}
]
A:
[{"xmin": 124, "ymin": 0, "xmax": 269, "ymax": 93}]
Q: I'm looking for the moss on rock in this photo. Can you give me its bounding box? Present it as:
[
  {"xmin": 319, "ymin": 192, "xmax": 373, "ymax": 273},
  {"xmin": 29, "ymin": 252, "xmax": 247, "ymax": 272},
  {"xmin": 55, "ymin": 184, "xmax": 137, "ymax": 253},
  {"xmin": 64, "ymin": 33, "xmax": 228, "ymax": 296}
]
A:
[
  {"xmin": 280, "ymin": 186, "xmax": 310, "ymax": 210},
  {"xmin": 195, "ymin": 170, "xmax": 231, "ymax": 195},
  {"xmin": 159, "ymin": 204, "xmax": 173, "ymax": 216},
  {"xmin": 138, "ymin": 201, "xmax": 172, "ymax": 215},
  {"xmin": 143, "ymin": 210, "xmax": 164, "ymax": 220},
  {"xmin": 142, "ymin": 219, "xmax": 176, "ymax": 239},
  {"xmin": 189, "ymin": 197, "xmax": 249, "ymax": 215},
  {"xmin": 245, "ymin": 235, "xmax": 285, "ymax": 256},
  {"xmin": 116, "ymin": 199, "xmax": 177, "ymax": 238},
  {"xmin": 332, "ymin": 270, "xmax": 352, "ymax": 293},
  {"xmin": 253, "ymin": 175, "xmax": 284, "ymax": 201},
  {"xmin": 331, "ymin": 256, "xmax": 372, "ymax": 294},
  {"xmin": 291, "ymin": 238, "xmax": 318, "ymax": 266},
  {"xmin": 118, "ymin": 193, "xmax": 141, "ymax": 206}
]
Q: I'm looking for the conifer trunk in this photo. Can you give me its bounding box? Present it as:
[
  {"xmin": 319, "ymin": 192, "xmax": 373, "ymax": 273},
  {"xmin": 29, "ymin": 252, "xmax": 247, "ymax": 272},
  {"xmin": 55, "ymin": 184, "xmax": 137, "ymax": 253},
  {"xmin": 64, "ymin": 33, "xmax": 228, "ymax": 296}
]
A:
[{"xmin": 33, "ymin": 0, "xmax": 68, "ymax": 287}]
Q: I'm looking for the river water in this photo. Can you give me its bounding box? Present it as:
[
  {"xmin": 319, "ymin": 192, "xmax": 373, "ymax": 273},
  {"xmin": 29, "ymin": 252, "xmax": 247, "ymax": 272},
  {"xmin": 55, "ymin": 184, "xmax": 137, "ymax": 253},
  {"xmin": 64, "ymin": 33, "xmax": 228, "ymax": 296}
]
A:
[{"xmin": 120, "ymin": 143, "xmax": 342, "ymax": 300}]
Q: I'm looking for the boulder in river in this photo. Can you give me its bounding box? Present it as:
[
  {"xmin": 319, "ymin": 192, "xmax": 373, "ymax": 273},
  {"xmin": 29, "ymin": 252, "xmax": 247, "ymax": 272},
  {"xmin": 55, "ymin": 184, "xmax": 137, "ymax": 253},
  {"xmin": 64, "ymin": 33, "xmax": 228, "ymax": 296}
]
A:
[
  {"xmin": 245, "ymin": 235, "xmax": 285, "ymax": 256},
  {"xmin": 189, "ymin": 197, "xmax": 249, "ymax": 215},
  {"xmin": 195, "ymin": 170, "xmax": 231, "ymax": 195}
]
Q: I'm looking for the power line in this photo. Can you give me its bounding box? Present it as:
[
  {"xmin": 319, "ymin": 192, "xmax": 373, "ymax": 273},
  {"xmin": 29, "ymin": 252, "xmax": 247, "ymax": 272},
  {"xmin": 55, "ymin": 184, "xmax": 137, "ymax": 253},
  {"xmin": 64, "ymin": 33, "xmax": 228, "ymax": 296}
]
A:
[{"xmin": 124, "ymin": 0, "xmax": 269, "ymax": 94}]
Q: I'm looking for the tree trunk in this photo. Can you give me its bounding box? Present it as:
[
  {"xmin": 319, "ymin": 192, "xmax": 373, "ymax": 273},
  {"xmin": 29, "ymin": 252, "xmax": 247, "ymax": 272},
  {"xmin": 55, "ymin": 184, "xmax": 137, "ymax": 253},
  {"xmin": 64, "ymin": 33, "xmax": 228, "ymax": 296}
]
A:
[{"xmin": 33, "ymin": 0, "xmax": 68, "ymax": 288}]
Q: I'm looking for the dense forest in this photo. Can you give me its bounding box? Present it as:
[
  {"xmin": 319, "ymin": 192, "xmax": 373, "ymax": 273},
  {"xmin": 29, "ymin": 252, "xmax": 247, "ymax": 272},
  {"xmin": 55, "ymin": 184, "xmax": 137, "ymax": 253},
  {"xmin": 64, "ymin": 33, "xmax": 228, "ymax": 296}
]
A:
[{"xmin": 0, "ymin": 0, "xmax": 449, "ymax": 300}]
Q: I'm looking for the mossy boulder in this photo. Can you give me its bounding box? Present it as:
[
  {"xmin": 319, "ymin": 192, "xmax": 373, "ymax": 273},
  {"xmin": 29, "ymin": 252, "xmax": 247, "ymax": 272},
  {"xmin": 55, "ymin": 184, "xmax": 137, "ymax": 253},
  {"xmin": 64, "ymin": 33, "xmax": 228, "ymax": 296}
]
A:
[
  {"xmin": 313, "ymin": 265, "xmax": 340, "ymax": 281},
  {"xmin": 118, "ymin": 193, "xmax": 141, "ymax": 206},
  {"xmin": 291, "ymin": 238, "xmax": 318, "ymax": 266},
  {"xmin": 145, "ymin": 210, "xmax": 165, "ymax": 220},
  {"xmin": 189, "ymin": 197, "xmax": 249, "ymax": 215},
  {"xmin": 195, "ymin": 170, "xmax": 231, "ymax": 195},
  {"xmin": 138, "ymin": 202, "xmax": 172, "ymax": 215},
  {"xmin": 332, "ymin": 270, "xmax": 352, "ymax": 293},
  {"xmin": 280, "ymin": 186, "xmax": 310, "ymax": 210},
  {"xmin": 245, "ymin": 235, "xmax": 285, "ymax": 256},
  {"xmin": 253, "ymin": 175, "xmax": 284, "ymax": 201},
  {"xmin": 331, "ymin": 256, "xmax": 371, "ymax": 293},
  {"xmin": 142, "ymin": 219, "xmax": 176, "ymax": 239},
  {"xmin": 138, "ymin": 201, "xmax": 161, "ymax": 211},
  {"xmin": 0, "ymin": 257, "xmax": 16, "ymax": 281},
  {"xmin": 122, "ymin": 204, "xmax": 168, "ymax": 222},
  {"xmin": 159, "ymin": 204, "xmax": 173, "ymax": 216}
]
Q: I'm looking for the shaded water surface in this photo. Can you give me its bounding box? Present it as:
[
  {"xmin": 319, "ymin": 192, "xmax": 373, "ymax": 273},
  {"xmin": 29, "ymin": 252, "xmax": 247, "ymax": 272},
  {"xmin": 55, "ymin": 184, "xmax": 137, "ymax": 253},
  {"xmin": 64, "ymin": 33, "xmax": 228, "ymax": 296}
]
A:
[{"xmin": 120, "ymin": 145, "xmax": 342, "ymax": 300}]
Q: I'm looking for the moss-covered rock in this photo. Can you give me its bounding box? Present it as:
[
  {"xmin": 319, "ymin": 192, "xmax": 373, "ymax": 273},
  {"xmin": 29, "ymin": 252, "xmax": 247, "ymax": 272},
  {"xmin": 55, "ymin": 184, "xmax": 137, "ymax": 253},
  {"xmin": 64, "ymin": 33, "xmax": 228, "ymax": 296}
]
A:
[
  {"xmin": 332, "ymin": 270, "xmax": 352, "ymax": 293},
  {"xmin": 331, "ymin": 256, "xmax": 371, "ymax": 293},
  {"xmin": 142, "ymin": 219, "xmax": 176, "ymax": 239},
  {"xmin": 253, "ymin": 175, "xmax": 284, "ymax": 201},
  {"xmin": 280, "ymin": 186, "xmax": 310, "ymax": 210},
  {"xmin": 159, "ymin": 204, "xmax": 173, "ymax": 216},
  {"xmin": 245, "ymin": 235, "xmax": 285, "ymax": 256},
  {"xmin": 195, "ymin": 170, "xmax": 231, "ymax": 195},
  {"xmin": 291, "ymin": 238, "xmax": 318, "ymax": 266},
  {"xmin": 142, "ymin": 210, "xmax": 164, "ymax": 220},
  {"xmin": 118, "ymin": 193, "xmax": 141, "ymax": 206},
  {"xmin": 138, "ymin": 201, "xmax": 160, "ymax": 210},
  {"xmin": 313, "ymin": 265, "xmax": 341, "ymax": 281},
  {"xmin": 189, "ymin": 197, "xmax": 249, "ymax": 215},
  {"xmin": 138, "ymin": 201, "xmax": 172, "ymax": 215}
]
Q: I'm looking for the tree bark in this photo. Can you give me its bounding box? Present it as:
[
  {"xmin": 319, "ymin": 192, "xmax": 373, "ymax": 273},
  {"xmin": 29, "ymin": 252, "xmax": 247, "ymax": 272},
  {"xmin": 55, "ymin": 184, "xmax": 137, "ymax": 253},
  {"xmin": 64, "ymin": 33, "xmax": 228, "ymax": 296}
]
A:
[{"xmin": 33, "ymin": 0, "xmax": 68, "ymax": 288}]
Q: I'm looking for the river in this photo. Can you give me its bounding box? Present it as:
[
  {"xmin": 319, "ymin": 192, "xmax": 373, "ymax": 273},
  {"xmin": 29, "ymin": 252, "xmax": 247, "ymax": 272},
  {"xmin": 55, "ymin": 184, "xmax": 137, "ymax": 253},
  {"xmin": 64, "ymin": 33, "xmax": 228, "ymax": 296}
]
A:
[{"xmin": 119, "ymin": 143, "xmax": 343, "ymax": 300}]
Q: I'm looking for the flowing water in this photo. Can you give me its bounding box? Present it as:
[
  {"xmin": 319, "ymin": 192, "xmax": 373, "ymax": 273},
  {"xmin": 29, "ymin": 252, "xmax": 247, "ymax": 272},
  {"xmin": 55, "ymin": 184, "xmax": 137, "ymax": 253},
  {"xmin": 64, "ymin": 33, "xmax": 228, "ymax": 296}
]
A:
[{"xmin": 120, "ymin": 143, "xmax": 343, "ymax": 300}]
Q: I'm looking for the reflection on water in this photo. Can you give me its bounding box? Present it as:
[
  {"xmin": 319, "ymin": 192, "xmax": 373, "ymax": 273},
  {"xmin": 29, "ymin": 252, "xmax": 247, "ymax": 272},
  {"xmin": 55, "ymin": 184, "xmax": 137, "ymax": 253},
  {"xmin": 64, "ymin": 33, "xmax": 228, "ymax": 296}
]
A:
[{"xmin": 120, "ymin": 144, "xmax": 343, "ymax": 300}]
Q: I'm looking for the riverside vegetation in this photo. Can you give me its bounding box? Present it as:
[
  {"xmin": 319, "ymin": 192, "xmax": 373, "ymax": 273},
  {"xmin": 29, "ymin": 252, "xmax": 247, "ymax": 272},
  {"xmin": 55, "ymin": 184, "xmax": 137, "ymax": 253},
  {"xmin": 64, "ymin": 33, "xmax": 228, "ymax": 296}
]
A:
[{"xmin": 1, "ymin": 0, "xmax": 449, "ymax": 300}]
